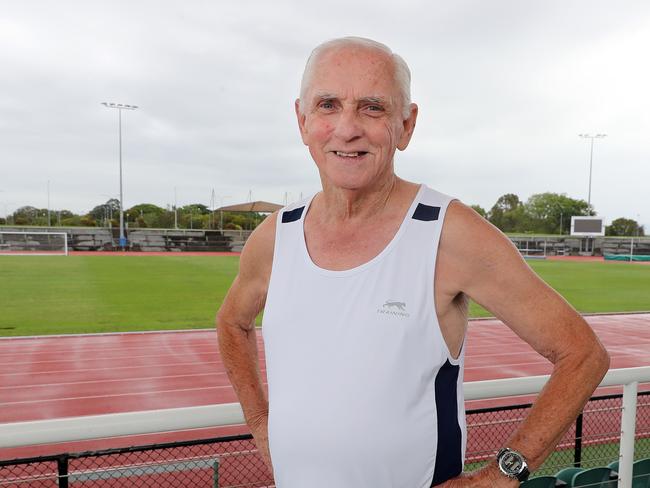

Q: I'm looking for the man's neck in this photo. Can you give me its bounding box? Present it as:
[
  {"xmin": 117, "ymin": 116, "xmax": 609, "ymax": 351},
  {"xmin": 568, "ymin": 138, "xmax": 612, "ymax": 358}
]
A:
[{"xmin": 317, "ymin": 174, "xmax": 402, "ymax": 224}]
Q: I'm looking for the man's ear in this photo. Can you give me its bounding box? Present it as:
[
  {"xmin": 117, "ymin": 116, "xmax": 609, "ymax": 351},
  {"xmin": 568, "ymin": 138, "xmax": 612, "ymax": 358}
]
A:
[
  {"xmin": 295, "ymin": 99, "xmax": 308, "ymax": 145},
  {"xmin": 397, "ymin": 103, "xmax": 418, "ymax": 151}
]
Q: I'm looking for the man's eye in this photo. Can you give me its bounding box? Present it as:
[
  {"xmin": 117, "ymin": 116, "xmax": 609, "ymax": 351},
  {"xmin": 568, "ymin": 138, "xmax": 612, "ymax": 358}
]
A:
[
  {"xmin": 365, "ymin": 105, "xmax": 384, "ymax": 113},
  {"xmin": 319, "ymin": 101, "xmax": 335, "ymax": 110}
]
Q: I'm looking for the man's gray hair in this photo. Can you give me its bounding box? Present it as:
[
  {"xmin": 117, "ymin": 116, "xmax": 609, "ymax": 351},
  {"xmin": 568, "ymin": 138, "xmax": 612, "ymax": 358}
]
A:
[{"xmin": 299, "ymin": 37, "xmax": 412, "ymax": 120}]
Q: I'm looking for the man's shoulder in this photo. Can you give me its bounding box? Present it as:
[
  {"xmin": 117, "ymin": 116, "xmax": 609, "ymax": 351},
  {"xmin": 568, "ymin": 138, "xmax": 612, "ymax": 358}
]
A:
[
  {"xmin": 440, "ymin": 200, "xmax": 518, "ymax": 267},
  {"xmin": 238, "ymin": 211, "xmax": 279, "ymax": 281},
  {"xmin": 438, "ymin": 200, "xmax": 529, "ymax": 289},
  {"xmin": 443, "ymin": 199, "xmax": 501, "ymax": 239}
]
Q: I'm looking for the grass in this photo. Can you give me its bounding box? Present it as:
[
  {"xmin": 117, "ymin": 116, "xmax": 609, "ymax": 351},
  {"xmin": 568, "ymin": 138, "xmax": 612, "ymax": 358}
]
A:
[
  {"xmin": 469, "ymin": 260, "xmax": 650, "ymax": 317},
  {"xmin": 0, "ymin": 256, "xmax": 239, "ymax": 336},
  {"xmin": 0, "ymin": 256, "xmax": 648, "ymax": 336}
]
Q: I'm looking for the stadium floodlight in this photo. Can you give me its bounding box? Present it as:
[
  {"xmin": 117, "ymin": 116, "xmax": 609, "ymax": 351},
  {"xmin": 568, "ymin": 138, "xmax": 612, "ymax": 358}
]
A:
[
  {"xmin": 578, "ymin": 133, "xmax": 607, "ymax": 209},
  {"xmin": 101, "ymin": 102, "xmax": 139, "ymax": 250}
]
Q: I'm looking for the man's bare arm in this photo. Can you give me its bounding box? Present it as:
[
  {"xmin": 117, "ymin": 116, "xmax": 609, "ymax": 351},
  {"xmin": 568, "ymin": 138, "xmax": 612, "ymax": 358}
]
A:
[
  {"xmin": 216, "ymin": 213, "xmax": 276, "ymax": 470},
  {"xmin": 438, "ymin": 202, "xmax": 610, "ymax": 486}
]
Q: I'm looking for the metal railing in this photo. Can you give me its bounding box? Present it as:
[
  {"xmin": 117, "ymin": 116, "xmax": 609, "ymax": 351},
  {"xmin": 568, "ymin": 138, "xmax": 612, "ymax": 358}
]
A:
[{"xmin": 1, "ymin": 366, "xmax": 649, "ymax": 487}]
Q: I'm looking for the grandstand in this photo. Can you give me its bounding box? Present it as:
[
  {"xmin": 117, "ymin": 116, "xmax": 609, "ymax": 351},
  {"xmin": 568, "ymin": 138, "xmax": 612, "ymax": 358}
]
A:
[
  {"xmin": 0, "ymin": 228, "xmax": 252, "ymax": 253},
  {"xmin": 2, "ymin": 227, "xmax": 649, "ymax": 258}
]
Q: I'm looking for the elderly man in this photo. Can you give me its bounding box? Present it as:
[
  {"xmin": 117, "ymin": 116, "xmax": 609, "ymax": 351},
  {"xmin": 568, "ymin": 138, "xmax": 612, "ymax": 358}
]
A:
[{"xmin": 217, "ymin": 37, "xmax": 609, "ymax": 487}]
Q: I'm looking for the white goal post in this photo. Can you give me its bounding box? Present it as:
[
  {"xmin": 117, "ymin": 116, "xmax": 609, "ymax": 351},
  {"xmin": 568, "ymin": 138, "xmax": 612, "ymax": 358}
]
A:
[{"xmin": 0, "ymin": 231, "xmax": 69, "ymax": 256}]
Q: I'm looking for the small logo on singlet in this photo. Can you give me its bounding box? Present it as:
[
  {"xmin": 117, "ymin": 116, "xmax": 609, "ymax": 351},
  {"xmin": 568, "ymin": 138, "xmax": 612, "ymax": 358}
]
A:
[{"xmin": 377, "ymin": 300, "xmax": 410, "ymax": 318}]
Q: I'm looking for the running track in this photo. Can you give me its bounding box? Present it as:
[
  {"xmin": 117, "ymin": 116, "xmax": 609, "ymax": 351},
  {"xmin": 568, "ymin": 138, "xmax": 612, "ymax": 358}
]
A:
[{"xmin": 1, "ymin": 313, "xmax": 649, "ymax": 460}]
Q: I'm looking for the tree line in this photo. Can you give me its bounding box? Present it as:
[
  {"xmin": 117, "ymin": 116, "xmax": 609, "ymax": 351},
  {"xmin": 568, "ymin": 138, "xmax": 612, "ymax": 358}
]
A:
[
  {"xmin": 2, "ymin": 199, "xmax": 263, "ymax": 231},
  {"xmin": 1, "ymin": 193, "xmax": 645, "ymax": 236}
]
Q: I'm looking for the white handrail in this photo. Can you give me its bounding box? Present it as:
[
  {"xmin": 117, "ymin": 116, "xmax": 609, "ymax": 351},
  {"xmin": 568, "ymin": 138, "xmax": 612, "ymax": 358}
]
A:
[
  {"xmin": 1, "ymin": 366, "xmax": 648, "ymax": 450},
  {"xmin": 464, "ymin": 365, "xmax": 650, "ymax": 401}
]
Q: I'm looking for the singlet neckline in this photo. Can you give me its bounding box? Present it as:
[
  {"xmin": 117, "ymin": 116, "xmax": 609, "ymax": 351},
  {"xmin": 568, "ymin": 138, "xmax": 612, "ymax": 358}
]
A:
[{"xmin": 299, "ymin": 184, "xmax": 425, "ymax": 277}]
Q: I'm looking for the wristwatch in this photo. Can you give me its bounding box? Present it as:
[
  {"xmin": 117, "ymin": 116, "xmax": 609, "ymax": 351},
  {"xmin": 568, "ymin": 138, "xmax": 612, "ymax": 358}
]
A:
[{"xmin": 497, "ymin": 447, "xmax": 530, "ymax": 482}]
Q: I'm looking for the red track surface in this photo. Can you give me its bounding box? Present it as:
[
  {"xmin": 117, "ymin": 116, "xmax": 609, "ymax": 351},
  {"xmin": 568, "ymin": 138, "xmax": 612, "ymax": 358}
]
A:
[
  {"xmin": 1, "ymin": 313, "xmax": 649, "ymax": 460},
  {"xmin": 69, "ymin": 251, "xmax": 241, "ymax": 256}
]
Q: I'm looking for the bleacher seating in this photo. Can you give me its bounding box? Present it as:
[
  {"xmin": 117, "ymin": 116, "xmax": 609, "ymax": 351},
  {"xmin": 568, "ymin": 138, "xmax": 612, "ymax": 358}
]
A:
[
  {"xmin": 556, "ymin": 468, "xmax": 584, "ymax": 486},
  {"xmin": 633, "ymin": 458, "xmax": 650, "ymax": 488},
  {"xmin": 571, "ymin": 467, "xmax": 615, "ymax": 487},
  {"xmin": 521, "ymin": 475, "xmax": 563, "ymax": 487},
  {"xmin": 550, "ymin": 459, "xmax": 650, "ymax": 488}
]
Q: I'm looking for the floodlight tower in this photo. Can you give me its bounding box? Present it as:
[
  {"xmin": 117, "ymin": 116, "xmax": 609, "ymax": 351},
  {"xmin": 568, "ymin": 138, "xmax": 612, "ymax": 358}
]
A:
[
  {"xmin": 578, "ymin": 133, "xmax": 606, "ymax": 209},
  {"xmin": 101, "ymin": 102, "xmax": 138, "ymax": 249}
]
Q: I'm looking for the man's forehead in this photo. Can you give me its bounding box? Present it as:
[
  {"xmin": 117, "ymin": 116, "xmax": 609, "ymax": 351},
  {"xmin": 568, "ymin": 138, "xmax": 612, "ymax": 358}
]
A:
[
  {"xmin": 311, "ymin": 90, "xmax": 394, "ymax": 105},
  {"xmin": 314, "ymin": 47, "xmax": 392, "ymax": 75},
  {"xmin": 307, "ymin": 51, "xmax": 398, "ymax": 99}
]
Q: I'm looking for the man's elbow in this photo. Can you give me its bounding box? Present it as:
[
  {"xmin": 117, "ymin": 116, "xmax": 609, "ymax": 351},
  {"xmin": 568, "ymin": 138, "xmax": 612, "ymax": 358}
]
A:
[
  {"xmin": 594, "ymin": 342, "xmax": 611, "ymax": 379},
  {"xmin": 578, "ymin": 338, "xmax": 610, "ymax": 385},
  {"xmin": 216, "ymin": 310, "xmax": 254, "ymax": 348}
]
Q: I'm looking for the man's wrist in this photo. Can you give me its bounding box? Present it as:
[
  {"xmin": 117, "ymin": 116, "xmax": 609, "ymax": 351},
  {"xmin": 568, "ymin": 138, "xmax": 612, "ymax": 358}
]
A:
[
  {"xmin": 496, "ymin": 447, "xmax": 530, "ymax": 482},
  {"xmin": 464, "ymin": 463, "xmax": 521, "ymax": 487}
]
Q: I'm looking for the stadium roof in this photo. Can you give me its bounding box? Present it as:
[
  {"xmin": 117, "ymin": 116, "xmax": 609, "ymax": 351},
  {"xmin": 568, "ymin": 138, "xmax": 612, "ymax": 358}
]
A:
[{"xmin": 216, "ymin": 201, "xmax": 283, "ymax": 213}]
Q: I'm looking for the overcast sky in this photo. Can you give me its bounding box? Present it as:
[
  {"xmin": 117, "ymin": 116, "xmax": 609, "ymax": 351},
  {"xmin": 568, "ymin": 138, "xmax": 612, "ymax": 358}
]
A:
[{"xmin": 1, "ymin": 1, "xmax": 649, "ymax": 228}]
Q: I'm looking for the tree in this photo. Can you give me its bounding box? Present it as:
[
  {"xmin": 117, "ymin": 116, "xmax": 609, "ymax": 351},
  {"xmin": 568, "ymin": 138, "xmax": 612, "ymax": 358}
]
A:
[
  {"xmin": 61, "ymin": 215, "xmax": 82, "ymax": 226},
  {"xmin": 606, "ymin": 218, "xmax": 645, "ymax": 237},
  {"xmin": 126, "ymin": 203, "xmax": 166, "ymax": 228},
  {"xmin": 525, "ymin": 193, "xmax": 591, "ymax": 235},
  {"xmin": 492, "ymin": 194, "xmax": 522, "ymax": 213},
  {"xmin": 89, "ymin": 199, "xmax": 120, "ymax": 224},
  {"xmin": 80, "ymin": 216, "xmax": 96, "ymax": 227},
  {"xmin": 127, "ymin": 203, "xmax": 165, "ymax": 216},
  {"xmin": 470, "ymin": 205, "xmax": 487, "ymax": 218},
  {"xmin": 179, "ymin": 204, "xmax": 210, "ymax": 215},
  {"xmin": 488, "ymin": 194, "xmax": 528, "ymax": 232},
  {"xmin": 12, "ymin": 206, "xmax": 40, "ymax": 225}
]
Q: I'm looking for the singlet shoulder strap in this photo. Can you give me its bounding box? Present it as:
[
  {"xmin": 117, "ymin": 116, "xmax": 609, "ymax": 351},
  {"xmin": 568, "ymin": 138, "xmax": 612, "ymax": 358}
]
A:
[
  {"xmin": 410, "ymin": 186, "xmax": 455, "ymax": 222},
  {"xmin": 278, "ymin": 195, "xmax": 312, "ymax": 225}
]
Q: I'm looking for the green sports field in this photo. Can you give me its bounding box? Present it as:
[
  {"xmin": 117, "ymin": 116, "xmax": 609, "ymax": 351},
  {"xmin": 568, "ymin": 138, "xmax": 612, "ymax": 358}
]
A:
[{"xmin": 0, "ymin": 256, "xmax": 648, "ymax": 336}]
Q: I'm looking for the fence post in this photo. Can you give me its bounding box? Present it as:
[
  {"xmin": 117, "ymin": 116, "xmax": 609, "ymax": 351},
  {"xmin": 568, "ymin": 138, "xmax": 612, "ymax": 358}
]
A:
[
  {"xmin": 57, "ymin": 455, "xmax": 69, "ymax": 488},
  {"xmin": 573, "ymin": 412, "xmax": 583, "ymax": 467},
  {"xmin": 618, "ymin": 381, "xmax": 638, "ymax": 488}
]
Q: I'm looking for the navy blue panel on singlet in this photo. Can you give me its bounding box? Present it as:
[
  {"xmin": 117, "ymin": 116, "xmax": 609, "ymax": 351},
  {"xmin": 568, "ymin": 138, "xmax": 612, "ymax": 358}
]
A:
[
  {"xmin": 430, "ymin": 360, "xmax": 463, "ymax": 486},
  {"xmin": 282, "ymin": 206, "xmax": 305, "ymax": 223},
  {"xmin": 412, "ymin": 203, "xmax": 441, "ymax": 221}
]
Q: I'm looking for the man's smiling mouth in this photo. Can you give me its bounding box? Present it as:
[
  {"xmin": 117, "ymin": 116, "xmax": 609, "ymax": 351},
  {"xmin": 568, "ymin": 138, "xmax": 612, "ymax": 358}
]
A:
[{"xmin": 334, "ymin": 151, "xmax": 368, "ymax": 158}]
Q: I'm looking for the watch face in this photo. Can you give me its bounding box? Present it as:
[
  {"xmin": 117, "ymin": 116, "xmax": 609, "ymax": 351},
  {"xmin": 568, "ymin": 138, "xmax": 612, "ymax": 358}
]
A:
[{"xmin": 501, "ymin": 452, "xmax": 523, "ymax": 474}]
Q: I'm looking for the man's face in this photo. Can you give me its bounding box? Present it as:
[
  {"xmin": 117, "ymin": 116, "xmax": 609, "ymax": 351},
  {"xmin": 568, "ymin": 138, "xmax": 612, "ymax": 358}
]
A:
[{"xmin": 296, "ymin": 47, "xmax": 417, "ymax": 191}]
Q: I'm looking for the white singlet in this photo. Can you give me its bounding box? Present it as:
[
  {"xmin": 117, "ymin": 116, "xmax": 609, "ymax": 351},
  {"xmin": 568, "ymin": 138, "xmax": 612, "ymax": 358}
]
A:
[{"xmin": 262, "ymin": 184, "xmax": 467, "ymax": 488}]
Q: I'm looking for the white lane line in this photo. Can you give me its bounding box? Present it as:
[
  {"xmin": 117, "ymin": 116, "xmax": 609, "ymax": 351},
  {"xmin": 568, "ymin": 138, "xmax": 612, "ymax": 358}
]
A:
[
  {"xmin": 0, "ymin": 370, "xmax": 269, "ymax": 390},
  {"xmin": 0, "ymin": 351, "xmax": 223, "ymax": 367},
  {"xmin": 0, "ymin": 360, "xmax": 224, "ymax": 377},
  {"xmin": 0, "ymin": 344, "xmax": 222, "ymax": 359},
  {"xmin": 0, "ymin": 384, "xmax": 256, "ymax": 406}
]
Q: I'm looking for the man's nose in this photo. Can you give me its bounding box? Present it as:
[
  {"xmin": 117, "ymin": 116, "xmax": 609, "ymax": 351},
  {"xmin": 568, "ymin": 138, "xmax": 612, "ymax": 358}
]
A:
[{"xmin": 332, "ymin": 109, "xmax": 363, "ymax": 142}]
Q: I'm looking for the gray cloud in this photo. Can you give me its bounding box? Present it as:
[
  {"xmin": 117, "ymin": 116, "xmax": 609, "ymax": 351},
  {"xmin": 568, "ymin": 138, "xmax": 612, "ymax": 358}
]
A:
[{"xmin": 1, "ymin": 0, "xmax": 648, "ymax": 228}]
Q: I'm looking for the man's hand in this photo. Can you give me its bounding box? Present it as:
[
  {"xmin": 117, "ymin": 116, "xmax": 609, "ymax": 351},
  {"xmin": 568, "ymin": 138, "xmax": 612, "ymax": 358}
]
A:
[
  {"xmin": 438, "ymin": 464, "xmax": 519, "ymax": 487},
  {"xmin": 248, "ymin": 410, "xmax": 273, "ymax": 473}
]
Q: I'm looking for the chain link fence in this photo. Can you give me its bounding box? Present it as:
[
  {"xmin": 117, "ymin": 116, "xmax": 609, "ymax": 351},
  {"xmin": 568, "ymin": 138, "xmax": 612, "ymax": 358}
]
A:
[
  {"xmin": 0, "ymin": 435, "xmax": 272, "ymax": 488},
  {"xmin": 1, "ymin": 392, "xmax": 648, "ymax": 487}
]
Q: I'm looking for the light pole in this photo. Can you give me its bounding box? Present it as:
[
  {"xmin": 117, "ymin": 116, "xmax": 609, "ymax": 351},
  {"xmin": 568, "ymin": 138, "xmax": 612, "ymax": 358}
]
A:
[
  {"xmin": 174, "ymin": 187, "xmax": 178, "ymax": 230},
  {"xmin": 218, "ymin": 195, "xmax": 231, "ymax": 230},
  {"xmin": 101, "ymin": 102, "xmax": 138, "ymax": 249},
  {"xmin": 578, "ymin": 133, "xmax": 606, "ymax": 210},
  {"xmin": 47, "ymin": 180, "xmax": 51, "ymax": 227}
]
